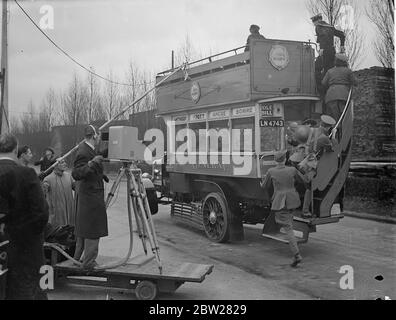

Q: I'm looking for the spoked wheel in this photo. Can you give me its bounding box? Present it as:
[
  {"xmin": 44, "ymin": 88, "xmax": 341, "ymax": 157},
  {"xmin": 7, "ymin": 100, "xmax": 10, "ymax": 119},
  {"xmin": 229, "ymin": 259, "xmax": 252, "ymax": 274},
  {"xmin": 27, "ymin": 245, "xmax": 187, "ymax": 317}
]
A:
[{"xmin": 202, "ymin": 192, "xmax": 230, "ymax": 243}]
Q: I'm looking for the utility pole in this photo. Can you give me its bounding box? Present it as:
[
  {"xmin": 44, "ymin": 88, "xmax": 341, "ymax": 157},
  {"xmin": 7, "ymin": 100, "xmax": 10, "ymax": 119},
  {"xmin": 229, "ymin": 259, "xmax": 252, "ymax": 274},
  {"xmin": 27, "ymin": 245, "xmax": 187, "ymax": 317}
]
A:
[{"xmin": 0, "ymin": 0, "xmax": 8, "ymax": 134}]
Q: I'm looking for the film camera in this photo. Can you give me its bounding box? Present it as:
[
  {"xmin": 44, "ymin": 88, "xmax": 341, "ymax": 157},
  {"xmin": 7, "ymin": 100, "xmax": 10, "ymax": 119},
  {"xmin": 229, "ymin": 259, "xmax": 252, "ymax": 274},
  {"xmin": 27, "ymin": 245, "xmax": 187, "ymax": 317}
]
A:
[{"xmin": 99, "ymin": 126, "xmax": 148, "ymax": 162}]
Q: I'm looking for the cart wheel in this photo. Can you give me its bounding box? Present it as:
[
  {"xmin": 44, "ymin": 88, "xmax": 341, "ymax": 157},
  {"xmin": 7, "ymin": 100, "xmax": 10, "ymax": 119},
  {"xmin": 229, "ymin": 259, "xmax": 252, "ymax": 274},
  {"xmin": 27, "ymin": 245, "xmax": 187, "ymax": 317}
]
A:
[
  {"xmin": 135, "ymin": 281, "xmax": 158, "ymax": 300},
  {"xmin": 202, "ymin": 192, "xmax": 230, "ymax": 243}
]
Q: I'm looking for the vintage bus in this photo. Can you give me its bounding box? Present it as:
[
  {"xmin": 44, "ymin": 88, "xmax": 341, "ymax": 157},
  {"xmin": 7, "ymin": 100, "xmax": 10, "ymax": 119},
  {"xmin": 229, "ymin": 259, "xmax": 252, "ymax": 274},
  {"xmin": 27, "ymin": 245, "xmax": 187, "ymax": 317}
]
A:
[{"xmin": 154, "ymin": 38, "xmax": 353, "ymax": 243}]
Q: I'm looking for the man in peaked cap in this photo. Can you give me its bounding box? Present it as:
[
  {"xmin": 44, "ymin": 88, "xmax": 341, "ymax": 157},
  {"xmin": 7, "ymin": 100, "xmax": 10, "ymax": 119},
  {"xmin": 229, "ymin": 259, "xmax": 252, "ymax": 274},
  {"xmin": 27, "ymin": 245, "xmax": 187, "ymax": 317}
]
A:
[
  {"xmin": 245, "ymin": 24, "xmax": 266, "ymax": 52},
  {"xmin": 320, "ymin": 114, "xmax": 336, "ymax": 129},
  {"xmin": 305, "ymin": 115, "xmax": 336, "ymax": 161},
  {"xmin": 72, "ymin": 125, "xmax": 108, "ymax": 270},
  {"xmin": 311, "ymin": 14, "xmax": 346, "ymax": 74},
  {"xmin": 260, "ymin": 150, "xmax": 308, "ymax": 267}
]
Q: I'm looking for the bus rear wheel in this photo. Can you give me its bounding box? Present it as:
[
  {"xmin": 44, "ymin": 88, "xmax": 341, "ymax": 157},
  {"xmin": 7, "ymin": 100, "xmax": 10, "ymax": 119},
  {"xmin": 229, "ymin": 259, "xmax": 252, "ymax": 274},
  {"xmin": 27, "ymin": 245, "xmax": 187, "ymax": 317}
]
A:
[{"xmin": 202, "ymin": 192, "xmax": 230, "ymax": 243}]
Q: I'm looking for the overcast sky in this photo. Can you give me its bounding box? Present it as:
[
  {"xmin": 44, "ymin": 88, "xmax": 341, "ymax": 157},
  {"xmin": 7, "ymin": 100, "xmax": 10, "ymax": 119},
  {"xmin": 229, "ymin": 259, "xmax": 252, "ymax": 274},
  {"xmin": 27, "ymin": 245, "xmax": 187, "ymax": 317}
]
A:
[{"xmin": 4, "ymin": 0, "xmax": 378, "ymax": 117}]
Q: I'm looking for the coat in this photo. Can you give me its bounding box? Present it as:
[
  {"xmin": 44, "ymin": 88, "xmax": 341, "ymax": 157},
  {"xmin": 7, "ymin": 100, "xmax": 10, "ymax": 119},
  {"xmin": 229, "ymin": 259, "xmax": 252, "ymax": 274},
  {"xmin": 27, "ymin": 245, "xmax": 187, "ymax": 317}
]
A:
[
  {"xmin": 322, "ymin": 66, "xmax": 355, "ymax": 104},
  {"xmin": 262, "ymin": 165, "xmax": 306, "ymax": 211},
  {"xmin": 315, "ymin": 21, "xmax": 345, "ymax": 49},
  {"xmin": 245, "ymin": 33, "xmax": 266, "ymax": 51},
  {"xmin": 43, "ymin": 171, "xmax": 75, "ymax": 227},
  {"xmin": 72, "ymin": 142, "xmax": 108, "ymax": 239},
  {"xmin": 0, "ymin": 159, "xmax": 49, "ymax": 300}
]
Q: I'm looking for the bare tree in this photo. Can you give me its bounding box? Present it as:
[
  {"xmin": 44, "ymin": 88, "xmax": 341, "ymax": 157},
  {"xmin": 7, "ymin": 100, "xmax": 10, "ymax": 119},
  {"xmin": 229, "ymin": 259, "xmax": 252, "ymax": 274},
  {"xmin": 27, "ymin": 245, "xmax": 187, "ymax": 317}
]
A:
[
  {"xmin": 86, "ymin": 67, "xmax": 105, "ymax": 122},
  {"xmin": 61, "ymin": 73, "xmax": 88, "ymax": 126},
  {"xmin": 102, "ymin": 70, "xmax": 120, "ymax": 120},
  {"xmin": 123, "ymin": 61, "xmax": 144, "ymax": 116},
  {"xmin": 306, "ymin": 0, "xmax": 365, "ymax": 70},
  {"xmin": 366, "ymin": 0, "xmax": 394, "ymax": 68},
  {"xmin": 38, "ymin": 87, "xmax": 58, "ymax": 131},
  {"xmin": 175, "ymin": 34, "xmax": 203, "ymax": 66},
  {"xmin": 139, "ymin": 71, "xmax": 156, "ymax": 112},
  {"xmin": 10, "ymin": 116, "xmax": 22, "ymax": 135},
  {"xmin": 18, "ymin": 101, "xmax": 39, "ymax": 134}
]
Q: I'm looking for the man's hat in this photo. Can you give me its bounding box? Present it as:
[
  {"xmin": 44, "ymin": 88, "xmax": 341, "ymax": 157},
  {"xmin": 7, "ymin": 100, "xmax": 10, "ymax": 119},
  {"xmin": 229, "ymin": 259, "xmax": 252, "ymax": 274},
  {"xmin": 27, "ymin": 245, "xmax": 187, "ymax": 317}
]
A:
[
  {"xmin": 274, "ymin": 150, "xmax": 287, "ymax": 163},
  {"xmin": 84, "ymin": 125, "xmax": 99, "ymax": 137},
  {"xmin": 295, "ymin": 125, "xmax": 312, "ymax": 144},
  {"xmin": 311, "ymin": 14, "xmax": 323, "ymax": 22},
  {"xmin": 335, "ymin": 53, "xmax": 348, "ymax": 62},
  {"xmin": 288, "ymin": 122, "xmax": 299, "ymax": 130},
  {"xmin": 320, "ymin": 115, "xmax": 336, "ymax": 127},
  {"xmin": 250, "ymin": 24, "xmax": 260, "ymax": 31}
]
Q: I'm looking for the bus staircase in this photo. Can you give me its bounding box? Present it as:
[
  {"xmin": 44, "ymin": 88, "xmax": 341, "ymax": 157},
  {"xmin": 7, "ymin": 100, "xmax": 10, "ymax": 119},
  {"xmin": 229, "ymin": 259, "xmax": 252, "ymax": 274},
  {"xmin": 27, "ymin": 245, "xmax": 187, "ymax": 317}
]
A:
[{"xmin": 262, "ymin": 90, "xmax": 353, "ymax": 244}]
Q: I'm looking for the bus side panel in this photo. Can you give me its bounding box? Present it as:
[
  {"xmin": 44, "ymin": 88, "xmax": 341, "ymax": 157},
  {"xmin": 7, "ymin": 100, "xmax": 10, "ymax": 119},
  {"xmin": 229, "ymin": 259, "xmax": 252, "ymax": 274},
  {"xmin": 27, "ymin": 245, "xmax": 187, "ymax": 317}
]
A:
[
  {"xmin": 167, "ymin": 154, "xmax": 258, "ymax": 178},
  {"xmin": 156, "ymin": 66, "xmax": 251, "ymax": 115}
]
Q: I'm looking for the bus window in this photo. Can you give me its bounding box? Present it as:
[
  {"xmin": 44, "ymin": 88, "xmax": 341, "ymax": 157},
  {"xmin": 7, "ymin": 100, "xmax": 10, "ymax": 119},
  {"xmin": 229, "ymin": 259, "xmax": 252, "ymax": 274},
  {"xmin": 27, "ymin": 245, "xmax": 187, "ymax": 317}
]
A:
[
  {"xmin": 208, "ymin": 120, "xmax": 230, "ymax": 153},
  {"xmin": 283, "ymin": 100, "xmax": 312, "ymax": 122},
  {"xmin": 261, "ymin": 127, "xmax": 282, "ymax": 151},
  {"xmin": 175, "ymin": 124, "xmax": 187, "ymax": 150},
  {"xmin": 232, "ymin": 117, "xmax": 255, "ymax": 152},
  {"xmin": 189, "ymin": 122, "xmax": 207, "ymax": 153}
]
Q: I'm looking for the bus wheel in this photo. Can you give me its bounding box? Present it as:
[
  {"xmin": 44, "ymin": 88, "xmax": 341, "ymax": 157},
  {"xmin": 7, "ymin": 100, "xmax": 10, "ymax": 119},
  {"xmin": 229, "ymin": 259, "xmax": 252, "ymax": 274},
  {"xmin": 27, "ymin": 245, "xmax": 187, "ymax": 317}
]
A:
[
  {"xmin": 135, "ymin": 281, "xmax": 158, "ymax": 300},
  {"xmin": 202, "ymin": 192, "xmax": 230, "ymax": 243}
]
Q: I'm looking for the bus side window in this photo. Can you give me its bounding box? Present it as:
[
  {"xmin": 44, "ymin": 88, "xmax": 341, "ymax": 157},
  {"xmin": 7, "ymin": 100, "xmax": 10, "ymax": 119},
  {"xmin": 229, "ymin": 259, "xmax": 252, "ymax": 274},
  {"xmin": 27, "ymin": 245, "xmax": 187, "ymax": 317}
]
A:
[
  {"xmin": 283, "ymin": 101, "xmax": 311, "ymax": 122},
  {"xmin": 175, "ymin": 124, "xmax": 187, "ymax": 151},
  {"xmin": 232, "ymin": 117, "xmax": 255, "ymax": 153},
  {"xmin": 208, "ymin": 120, "xmax": 230, "ymax": 153},
  {"xmin": 189, "ymin": 122, "xmax": 207, "ymax": 153}
]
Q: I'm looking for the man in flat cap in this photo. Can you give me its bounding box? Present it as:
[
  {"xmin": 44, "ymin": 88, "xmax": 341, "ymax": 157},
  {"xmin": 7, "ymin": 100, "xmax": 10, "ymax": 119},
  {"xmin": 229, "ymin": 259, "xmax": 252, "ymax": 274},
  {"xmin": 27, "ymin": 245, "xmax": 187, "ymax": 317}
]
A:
[
  {"xmin": 244, "ymin": 24, "xmax": 266, "ymax": 52},
  {"xmin": 260, "ymin": 150, "xmax": 307, "ymax": 267},
  {"xmin": 322, "ymin": 53, "xmax": 356, "ymax": 121},
  {"xmin": 72, "ymin": 125, "xmax": 108, "ymax": 270},
  {"xmin": 311, "ymin": 14, "xmax": 346, "ymax": 75}
]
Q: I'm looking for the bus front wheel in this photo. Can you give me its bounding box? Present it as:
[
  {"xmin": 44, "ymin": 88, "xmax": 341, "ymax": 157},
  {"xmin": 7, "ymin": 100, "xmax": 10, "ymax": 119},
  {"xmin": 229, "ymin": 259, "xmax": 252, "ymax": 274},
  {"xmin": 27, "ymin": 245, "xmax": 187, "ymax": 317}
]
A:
[{"xmin": 202, "ymin": 192, "xmax": 230, "ymax": 243}]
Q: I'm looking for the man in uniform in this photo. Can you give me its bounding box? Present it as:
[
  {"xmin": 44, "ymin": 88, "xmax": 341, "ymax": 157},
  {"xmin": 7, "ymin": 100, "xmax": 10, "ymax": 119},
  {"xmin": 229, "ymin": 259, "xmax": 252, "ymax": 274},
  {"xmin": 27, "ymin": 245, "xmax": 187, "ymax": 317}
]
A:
[
  {"xmin": 244, "ymin": 24, "xmax": 266, "ymax": 52},
  {"xmin": 261, "ymin": 150, "xmax": 307, "ymax": 267},
  {"xmin": 311, "ymin": 14, "xmax": 346, "ymax": 75},
  {"xmin": 72, "ymin": 125, "xmax": 108, "ymax": 270},
  {"xmin": 322, "ymin": 53, "xmax": 356, "ymax": 121},
  {"xmin": 300, "ymin": 115, "xmax": 336, "ymax": 217}
]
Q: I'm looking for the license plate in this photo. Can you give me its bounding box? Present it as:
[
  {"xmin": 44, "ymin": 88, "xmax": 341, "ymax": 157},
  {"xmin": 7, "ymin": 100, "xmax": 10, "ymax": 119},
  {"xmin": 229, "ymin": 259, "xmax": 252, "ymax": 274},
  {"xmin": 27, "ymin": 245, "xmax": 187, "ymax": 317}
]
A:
[{"xmin": 260, "ymin": 118, "xmax": 284, "ymax": 127}]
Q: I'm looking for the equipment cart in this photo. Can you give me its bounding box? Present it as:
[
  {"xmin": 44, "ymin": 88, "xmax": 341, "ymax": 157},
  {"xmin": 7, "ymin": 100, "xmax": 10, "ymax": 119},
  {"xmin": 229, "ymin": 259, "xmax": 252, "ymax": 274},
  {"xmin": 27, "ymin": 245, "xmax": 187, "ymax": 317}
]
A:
[{"xmin": 52, "ymin": 254, "xmax": 214, "ymax": 300}]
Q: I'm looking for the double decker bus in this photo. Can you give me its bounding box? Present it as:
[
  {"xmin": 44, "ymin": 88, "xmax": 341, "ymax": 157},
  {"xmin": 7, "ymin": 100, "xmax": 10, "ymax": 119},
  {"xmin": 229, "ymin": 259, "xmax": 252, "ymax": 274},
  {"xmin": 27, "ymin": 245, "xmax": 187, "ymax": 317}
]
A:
[{"xmin": 154, "ymin": 38, "xmax": 353, "ymax": 243}]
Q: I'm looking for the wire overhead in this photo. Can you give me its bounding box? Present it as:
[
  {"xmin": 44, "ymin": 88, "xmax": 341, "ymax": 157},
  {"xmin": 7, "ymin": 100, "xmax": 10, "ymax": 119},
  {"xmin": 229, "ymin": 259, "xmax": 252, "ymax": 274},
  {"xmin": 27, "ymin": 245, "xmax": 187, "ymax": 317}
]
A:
[{"xmin": 14, "ymin": 0, "xmax": 152, "ymax": 88}]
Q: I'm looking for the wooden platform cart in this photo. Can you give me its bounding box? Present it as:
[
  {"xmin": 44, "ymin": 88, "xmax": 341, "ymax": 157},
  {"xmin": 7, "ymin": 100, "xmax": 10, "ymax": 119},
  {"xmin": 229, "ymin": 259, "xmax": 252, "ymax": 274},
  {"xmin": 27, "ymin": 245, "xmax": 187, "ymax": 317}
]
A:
[{"xmin": 52, "ymin": 254, "xmax": 213, "ymax": 300}]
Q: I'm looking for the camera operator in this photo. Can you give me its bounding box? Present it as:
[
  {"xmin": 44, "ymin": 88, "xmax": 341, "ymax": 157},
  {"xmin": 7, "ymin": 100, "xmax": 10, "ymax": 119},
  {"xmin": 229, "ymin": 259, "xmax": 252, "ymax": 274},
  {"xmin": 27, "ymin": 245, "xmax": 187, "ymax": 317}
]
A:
[{"xmin": 72, "ymin": 125, "xmax": 108, "ymax": 270}]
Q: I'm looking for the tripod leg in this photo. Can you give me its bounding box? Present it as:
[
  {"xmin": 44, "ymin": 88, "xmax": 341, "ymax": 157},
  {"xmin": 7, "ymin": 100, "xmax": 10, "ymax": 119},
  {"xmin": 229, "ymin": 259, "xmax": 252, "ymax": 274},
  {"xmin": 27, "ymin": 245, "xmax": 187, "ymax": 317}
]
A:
[
  {"xmin": 131, "ymin": 195, "xmax": 148, "ymax": 255},
  {"xmin": 125, "ymin": 169, "xmax": 148, "ymax": 254},
  {"xmin": 105, "ymin": 167, "xmax": 125, "ymax": 208},
  {"xmin": 137, "ymin": 174, "xmax": 161, "ymax": 250},
  {"xmin": 130, "ymin": 169, "xmax": 162, "ymax": 273}
]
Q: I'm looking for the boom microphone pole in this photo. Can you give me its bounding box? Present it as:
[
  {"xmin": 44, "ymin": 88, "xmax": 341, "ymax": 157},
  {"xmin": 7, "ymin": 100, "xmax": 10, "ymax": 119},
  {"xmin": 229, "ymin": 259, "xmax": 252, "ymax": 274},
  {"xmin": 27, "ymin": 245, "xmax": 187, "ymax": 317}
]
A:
[{"xmin": 40, "ymin": 63, "xmax": 185, "ymax": 176}]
